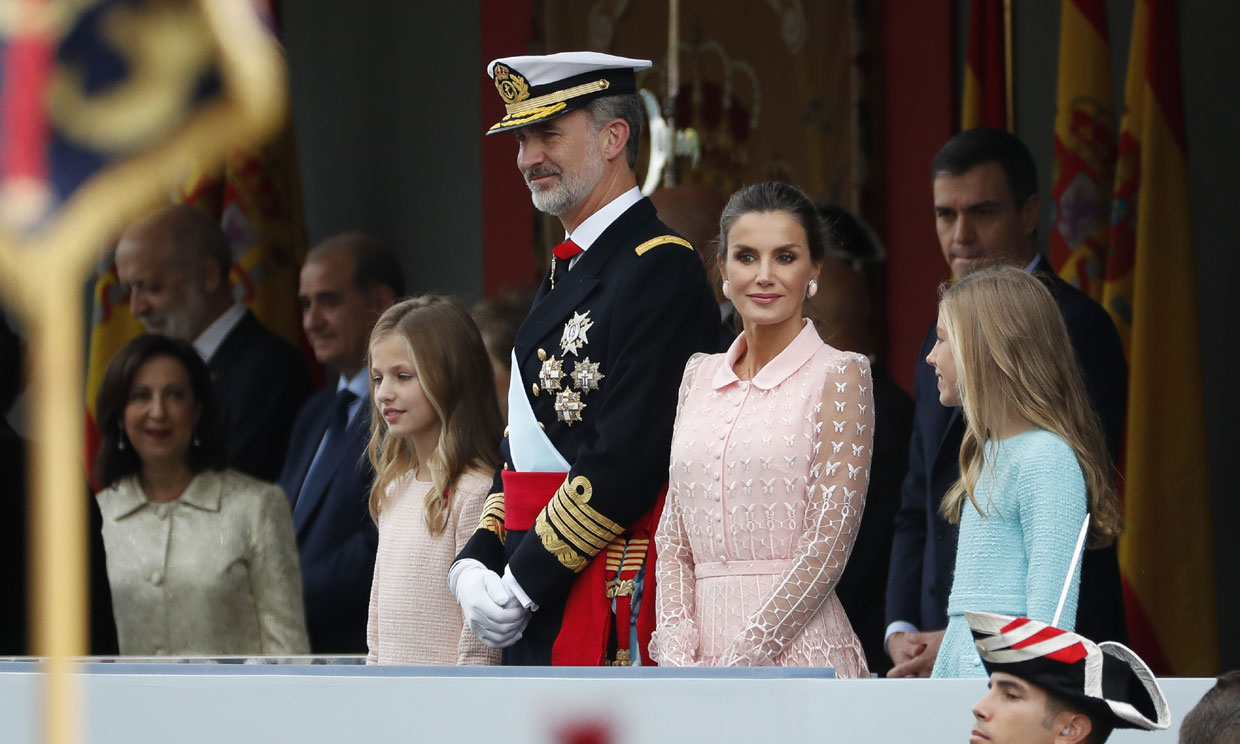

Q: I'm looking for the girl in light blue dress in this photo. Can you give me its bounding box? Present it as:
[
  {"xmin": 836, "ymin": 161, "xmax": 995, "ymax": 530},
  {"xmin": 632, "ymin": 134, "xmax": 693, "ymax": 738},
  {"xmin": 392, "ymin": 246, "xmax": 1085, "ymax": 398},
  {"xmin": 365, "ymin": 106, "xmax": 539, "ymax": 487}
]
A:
[{"xmin": 924, "ymin": 267, "xmax": 1123, "ymax": 678}]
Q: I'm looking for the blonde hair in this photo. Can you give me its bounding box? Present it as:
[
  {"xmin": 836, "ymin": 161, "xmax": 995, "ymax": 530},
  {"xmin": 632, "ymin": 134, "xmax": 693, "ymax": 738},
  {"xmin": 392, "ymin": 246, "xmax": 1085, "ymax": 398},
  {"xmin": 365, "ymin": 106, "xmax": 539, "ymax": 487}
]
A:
[
  {"xmin": 366, "ymin": 295, "xmax": 503, "ymax": 534},
  {"xmin": 937, "ymin": 267, "xmax": 1122, "ymax": 548}
]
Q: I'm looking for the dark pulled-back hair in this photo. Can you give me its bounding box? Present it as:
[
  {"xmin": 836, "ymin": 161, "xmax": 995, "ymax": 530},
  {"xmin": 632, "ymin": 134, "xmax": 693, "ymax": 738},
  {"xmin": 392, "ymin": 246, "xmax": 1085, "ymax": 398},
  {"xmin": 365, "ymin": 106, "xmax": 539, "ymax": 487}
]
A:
[
  {"xmin": 584, "ymin": 93, "xmax": 644, "ymax": 170},
  {"xmin": 93, "ymin": 334, "xmax": 227, "ymax": 488},
  {"xmin": 308, "ymin": 232, "xmax": 406, "ymax": 298},
  {"xmin": 1179, "ymin": 670, "xmax": 1240, "ymax": 744},
  {"xmin": 930, "ymin": 127, "xmax": 1039, "ymax": 207},
  {"xmin": 717, "ymin": 181, "xmax": 830, "ymax": 264}
]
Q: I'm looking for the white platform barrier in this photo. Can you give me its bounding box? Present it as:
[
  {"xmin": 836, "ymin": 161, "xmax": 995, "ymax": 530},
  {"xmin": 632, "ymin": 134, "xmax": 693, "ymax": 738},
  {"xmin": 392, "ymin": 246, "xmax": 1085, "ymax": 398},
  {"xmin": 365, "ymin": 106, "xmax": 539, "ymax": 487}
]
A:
[{"xmin": 0, "ymin": 662, "xmax": 1215, "ymax": 744}]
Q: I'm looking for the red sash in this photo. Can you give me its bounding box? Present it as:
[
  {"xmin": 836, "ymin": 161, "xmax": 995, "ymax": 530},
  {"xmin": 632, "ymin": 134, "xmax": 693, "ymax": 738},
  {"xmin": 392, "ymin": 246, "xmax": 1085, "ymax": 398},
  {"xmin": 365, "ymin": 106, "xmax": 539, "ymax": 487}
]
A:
[{"xmin": 501, "ymin": 470, "xmax": 666, "ymax": 666}]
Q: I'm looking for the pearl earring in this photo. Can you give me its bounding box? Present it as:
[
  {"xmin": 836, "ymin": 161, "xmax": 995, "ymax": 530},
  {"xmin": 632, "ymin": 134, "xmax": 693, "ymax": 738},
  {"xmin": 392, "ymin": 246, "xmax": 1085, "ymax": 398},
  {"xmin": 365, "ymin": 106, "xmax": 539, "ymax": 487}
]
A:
[
  {"xmin": 721, "ymin": 280, "xmax": 731, "ymax": 300},
  {"xmin": 806, "ymin": 279, "xmax": 819, "ymax": 299},
  {"xmin": 117, "ymin": 423, "xmax": 126, "ymax": 451}
]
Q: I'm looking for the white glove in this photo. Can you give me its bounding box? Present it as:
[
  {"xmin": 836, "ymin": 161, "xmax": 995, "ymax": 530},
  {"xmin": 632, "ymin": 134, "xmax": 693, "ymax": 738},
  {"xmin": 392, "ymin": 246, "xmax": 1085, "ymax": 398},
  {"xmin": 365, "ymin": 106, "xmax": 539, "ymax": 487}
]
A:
[{"xmin": 449, "ymin": 560, "xmax": 531, "ymax": 648}]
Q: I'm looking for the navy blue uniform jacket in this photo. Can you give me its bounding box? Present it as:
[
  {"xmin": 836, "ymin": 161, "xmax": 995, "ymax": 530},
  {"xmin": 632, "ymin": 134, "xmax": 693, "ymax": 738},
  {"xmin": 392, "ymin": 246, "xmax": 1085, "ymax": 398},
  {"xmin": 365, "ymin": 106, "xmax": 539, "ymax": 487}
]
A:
[
  {"xmin": 885, "ymin": 257, "xmax": 1129, "ymax": 644},
  {"xmin": 208, "ymin": 310, "xmax": 311, "ymax": 482},
  {"xmin": 457, "ymin": 198, "xmax": 721, "ymax": 665}
]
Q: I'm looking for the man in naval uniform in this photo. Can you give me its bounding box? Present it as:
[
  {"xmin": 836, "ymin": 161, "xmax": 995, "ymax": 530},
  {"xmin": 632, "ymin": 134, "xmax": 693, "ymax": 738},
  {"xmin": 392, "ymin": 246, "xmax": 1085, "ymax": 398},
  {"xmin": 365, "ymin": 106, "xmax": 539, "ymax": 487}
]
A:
[{"xmin": 450, "ymin": 52, "xmax": 720, "ymax": 666}]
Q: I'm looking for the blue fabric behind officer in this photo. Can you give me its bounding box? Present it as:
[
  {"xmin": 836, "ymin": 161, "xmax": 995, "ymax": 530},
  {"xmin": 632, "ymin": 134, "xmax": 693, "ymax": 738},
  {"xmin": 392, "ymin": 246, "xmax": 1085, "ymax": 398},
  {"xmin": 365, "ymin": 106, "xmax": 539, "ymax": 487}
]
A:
[
  {"xmin": 279, "ymin": 386, "xmax": 377, "ymax": 654},
  {"xmin": 885, "ymin": 256, "xmax": 1129, "ymax": 648}
]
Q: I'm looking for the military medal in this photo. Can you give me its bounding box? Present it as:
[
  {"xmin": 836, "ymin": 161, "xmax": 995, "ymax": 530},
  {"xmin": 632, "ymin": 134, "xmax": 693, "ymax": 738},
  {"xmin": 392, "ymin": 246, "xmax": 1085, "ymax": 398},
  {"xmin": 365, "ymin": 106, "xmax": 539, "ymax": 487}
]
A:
[
  {"xmin": 554, "ymin": 388, "xmax": 586, "ymax": 425},
  {"xmin": 560, "ymin": 310, "xmax": 593, "ymax": 356},
  {"xmin": 537, "ymin": 349, "xmax": 565, "ymax": 391},
  {"xmin": 571, "ymin": 357, "xmax": 605, "ymax": 392}
]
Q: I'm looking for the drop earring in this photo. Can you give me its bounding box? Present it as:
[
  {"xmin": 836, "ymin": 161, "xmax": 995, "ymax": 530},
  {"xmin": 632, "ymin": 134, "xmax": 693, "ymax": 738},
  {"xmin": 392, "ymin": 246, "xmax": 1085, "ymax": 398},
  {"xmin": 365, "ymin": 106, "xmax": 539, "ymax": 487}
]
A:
[
  {"xmin": 117, "ymin": 424, "xmax": 126, "ymax": 451},
  {"xmin": 721, "ymin": 280, "xmax": 732, "ymax": 300},
  {"xmin": 806, "ymin": 279, "xmax": 819, "ymax": 299}
]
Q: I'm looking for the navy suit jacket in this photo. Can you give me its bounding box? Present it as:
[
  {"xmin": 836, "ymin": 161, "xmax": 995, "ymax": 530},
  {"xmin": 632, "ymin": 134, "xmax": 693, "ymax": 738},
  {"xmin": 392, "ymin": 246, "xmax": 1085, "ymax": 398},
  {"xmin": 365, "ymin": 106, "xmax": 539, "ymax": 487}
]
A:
[
  {"xmin": 885, "ymin": 257, "xmax": 1129, "ymax": 644},
  {"xmin": 278, "ymin": 386, "xmax": 378, "ymax": 654},
  {"xmin": 208, "ymin": 310, "xmax": 311, "ymax": 482}
]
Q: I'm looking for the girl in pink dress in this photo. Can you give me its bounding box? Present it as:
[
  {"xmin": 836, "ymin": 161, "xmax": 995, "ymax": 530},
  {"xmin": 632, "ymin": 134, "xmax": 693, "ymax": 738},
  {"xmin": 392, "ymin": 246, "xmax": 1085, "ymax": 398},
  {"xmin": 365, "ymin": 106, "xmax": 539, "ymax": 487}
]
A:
[
  {"xmin": 365, "ymin": 296, "xmax": 503, "ymax": 665},
  {"xmin": 651, "ymin": 182, "xmax": 873, "ymax": 673}
]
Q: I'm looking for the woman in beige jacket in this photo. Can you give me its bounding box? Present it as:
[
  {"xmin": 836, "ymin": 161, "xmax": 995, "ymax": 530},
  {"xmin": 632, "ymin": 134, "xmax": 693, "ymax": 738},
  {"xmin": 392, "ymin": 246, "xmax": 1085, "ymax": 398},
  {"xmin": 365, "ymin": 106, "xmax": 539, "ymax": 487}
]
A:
[{"xmin": 93, "ymin": 335, "xmax": 308, "ymax": 656}]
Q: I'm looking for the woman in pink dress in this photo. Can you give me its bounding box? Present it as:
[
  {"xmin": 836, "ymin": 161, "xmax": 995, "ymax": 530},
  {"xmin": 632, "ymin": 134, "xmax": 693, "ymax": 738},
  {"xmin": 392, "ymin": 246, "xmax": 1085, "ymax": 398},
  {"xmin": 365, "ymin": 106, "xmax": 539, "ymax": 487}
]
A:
[{"xmin": 651, "ymin": 182, "xmax": 873, "ymax": 673}]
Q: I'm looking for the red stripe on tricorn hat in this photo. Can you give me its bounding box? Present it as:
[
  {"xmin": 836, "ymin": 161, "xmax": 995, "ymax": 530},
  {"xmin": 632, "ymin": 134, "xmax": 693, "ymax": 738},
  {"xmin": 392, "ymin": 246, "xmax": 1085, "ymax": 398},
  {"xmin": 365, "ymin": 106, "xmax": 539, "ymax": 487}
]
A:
[{"xmin": 1010, "ymin": 626, "xmax": 1090, "ymax": 664}]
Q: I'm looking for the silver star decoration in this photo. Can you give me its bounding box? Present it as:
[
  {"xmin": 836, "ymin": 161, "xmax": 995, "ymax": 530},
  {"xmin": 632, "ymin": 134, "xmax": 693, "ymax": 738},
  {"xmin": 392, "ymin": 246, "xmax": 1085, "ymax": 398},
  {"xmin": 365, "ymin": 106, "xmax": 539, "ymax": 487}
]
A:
[
  {"xmin": 554, "ymin": 388, "xmax": 586, "ymax": 425},
  {"xmin": 571, "ymin": 357, "xmax": 605, "ymax": 392},
  {"xmin": 539, "ymin": 355, "xmax": 565, "ymax": 391},
  {"xmin": 559, "ymin": 310, "xmax": 593, "ymax": 356}
]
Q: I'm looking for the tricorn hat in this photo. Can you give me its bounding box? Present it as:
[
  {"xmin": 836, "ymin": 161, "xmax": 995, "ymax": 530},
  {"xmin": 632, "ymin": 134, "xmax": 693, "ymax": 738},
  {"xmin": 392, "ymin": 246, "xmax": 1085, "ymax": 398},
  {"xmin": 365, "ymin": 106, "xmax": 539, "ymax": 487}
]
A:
[
  {"xmin": 485, "ymin": 51, "xmax": 651, "ymax": 134},
  {"xmin": 967, "ymin": 611, "xmax": 1170, "ymax": 731}
]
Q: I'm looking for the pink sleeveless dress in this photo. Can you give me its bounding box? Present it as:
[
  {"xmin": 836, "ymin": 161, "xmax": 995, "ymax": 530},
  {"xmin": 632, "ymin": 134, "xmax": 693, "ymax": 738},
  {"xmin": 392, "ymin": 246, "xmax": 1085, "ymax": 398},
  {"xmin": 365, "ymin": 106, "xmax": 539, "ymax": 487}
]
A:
[{"xmin": 651, "ymin": 321, "xmax": 872, "ymax": 674}]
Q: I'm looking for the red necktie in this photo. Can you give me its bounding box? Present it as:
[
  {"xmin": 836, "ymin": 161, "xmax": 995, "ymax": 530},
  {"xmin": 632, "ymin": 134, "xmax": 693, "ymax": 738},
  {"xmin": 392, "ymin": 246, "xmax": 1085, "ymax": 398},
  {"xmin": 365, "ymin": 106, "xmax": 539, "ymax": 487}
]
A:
[{"xmin": 553, "ymin": 239, "xmax": 583, "ymax": 261}]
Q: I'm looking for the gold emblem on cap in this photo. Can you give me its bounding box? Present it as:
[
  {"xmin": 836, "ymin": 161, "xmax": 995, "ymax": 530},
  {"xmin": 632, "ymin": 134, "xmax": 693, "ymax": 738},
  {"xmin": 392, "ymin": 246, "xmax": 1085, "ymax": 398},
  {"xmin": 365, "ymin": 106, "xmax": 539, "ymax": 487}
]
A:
[{"xmin": 493, "ymin": 63, "xmax": 530, "ymax": 105}]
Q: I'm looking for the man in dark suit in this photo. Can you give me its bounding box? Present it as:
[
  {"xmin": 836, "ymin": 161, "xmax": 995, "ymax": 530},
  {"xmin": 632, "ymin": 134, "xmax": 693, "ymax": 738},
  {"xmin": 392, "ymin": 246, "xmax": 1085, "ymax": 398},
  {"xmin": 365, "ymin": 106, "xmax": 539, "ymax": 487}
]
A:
[
  {"xmin": 115, "ymin": 205, "xmax": 311, "ymax": 481},
  {"xmin": 885, "ymin": 128, "xmax": 1129, "ymax": 676},
  {"xmin": 452, "ymin": 52, "xmax": 720, "ymax": 665},
  {"xmin": 279, "ymin": 233, "xmax": 401, "ymax": 653}
]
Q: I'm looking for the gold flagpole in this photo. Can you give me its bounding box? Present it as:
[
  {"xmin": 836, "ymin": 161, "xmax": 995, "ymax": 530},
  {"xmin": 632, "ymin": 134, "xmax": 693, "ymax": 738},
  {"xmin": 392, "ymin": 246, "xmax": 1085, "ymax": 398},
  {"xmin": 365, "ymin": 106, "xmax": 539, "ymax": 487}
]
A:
[{"xmin": 0, "ymin": 2, "xmax": 289, "ymax": 742}]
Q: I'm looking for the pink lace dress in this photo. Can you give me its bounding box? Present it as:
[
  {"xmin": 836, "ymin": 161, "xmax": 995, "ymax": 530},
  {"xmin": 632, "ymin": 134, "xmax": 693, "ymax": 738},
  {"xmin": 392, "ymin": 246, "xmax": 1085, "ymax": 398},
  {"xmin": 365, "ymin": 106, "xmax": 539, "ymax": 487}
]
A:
[{"xmin": 651, "ymin": 321, "xmax": 872, "ymax": 674}]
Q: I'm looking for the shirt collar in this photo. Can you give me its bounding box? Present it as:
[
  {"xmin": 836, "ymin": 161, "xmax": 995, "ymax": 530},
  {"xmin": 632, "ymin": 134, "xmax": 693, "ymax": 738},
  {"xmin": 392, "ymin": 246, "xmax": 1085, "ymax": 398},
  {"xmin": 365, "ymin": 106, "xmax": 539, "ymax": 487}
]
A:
[
  {"xmin": 339, "ymin": 367, "xmax": 371, "ymax": 399},
  {"xmin": 193, "ymin": 304, "xmax": 247, "ymax": 361},
  {"xmin": 104, "ymin": 471, "xmax": 222, "ymax": 520},
  {"xmin": 564, "ymin": 186, "xmax": 642, "ymax": 251},
  {"xmin": 711, "ymin": 319, "xmax": 822, "ymax": 391}
]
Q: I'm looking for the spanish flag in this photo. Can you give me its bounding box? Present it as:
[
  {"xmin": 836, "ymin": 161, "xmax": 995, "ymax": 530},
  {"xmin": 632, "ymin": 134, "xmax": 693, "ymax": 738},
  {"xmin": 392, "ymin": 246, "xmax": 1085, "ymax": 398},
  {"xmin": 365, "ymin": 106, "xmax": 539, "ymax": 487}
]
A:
[
  {"xmin": 1048, "ymin": 0, "xmax": 1115, "ymax": 300},
  {"xmin": 961, "ymin": 0, "xmax": 1007, "ymax": 130},
  {"xmin": 1105, "ymin": 0, "xmax": 1217, "ymax": 675}
]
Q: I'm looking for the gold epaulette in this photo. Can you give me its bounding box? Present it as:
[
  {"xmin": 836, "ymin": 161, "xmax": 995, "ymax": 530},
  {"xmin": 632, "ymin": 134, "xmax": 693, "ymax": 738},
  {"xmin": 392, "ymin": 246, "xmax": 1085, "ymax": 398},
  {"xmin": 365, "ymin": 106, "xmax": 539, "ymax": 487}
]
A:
[{"xmin": 634, "ymin": 235, "xmax": 693, "ymax": 256}]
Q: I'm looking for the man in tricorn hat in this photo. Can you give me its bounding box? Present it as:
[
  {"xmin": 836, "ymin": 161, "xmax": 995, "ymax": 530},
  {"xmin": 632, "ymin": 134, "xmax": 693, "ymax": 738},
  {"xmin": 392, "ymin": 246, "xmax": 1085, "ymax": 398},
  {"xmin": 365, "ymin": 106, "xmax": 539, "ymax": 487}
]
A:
[
  {"xmin": 451, "ymin": 52, "xmax": 720, "ymax": 665},
  {"xmin": 966, "ymin": 611, "xmax": 1170, "ymax": 744}
]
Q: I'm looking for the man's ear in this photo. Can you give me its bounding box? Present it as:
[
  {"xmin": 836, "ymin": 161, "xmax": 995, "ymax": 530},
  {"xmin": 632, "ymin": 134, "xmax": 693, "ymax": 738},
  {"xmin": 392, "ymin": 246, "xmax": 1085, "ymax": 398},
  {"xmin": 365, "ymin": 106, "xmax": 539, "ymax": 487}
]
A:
[
  {"xmin": 1054, "ymin": 712, "xmax": 1093, "ymax": 744},
  {"xmin": 1019, "ymin": 192, "xmax": 1041, "ymax": 238},
  {"xmin": 599, "ymin": 118, "xmax": 630, "ymax": 162}
]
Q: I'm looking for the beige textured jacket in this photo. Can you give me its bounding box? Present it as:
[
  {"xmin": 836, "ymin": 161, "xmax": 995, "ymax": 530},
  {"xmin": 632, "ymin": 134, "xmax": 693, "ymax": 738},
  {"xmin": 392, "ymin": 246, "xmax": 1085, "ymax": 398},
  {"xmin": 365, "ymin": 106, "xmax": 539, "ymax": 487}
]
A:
[{"xmin": 96, "ymin": 469, "xmax": 309, "ymax": 656}]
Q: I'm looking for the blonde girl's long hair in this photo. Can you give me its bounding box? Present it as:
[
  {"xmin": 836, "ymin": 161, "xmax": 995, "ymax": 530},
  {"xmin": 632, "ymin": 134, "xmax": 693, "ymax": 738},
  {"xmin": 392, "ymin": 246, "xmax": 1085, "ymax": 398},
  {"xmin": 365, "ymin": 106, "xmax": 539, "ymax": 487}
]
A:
[
  {"xmin": 937, "ymin": 266, "xmax": 1123, "ymax": 548},
  {"xmin": 366, "ymin": 295, "xmax": 503, "ymax": 534}
]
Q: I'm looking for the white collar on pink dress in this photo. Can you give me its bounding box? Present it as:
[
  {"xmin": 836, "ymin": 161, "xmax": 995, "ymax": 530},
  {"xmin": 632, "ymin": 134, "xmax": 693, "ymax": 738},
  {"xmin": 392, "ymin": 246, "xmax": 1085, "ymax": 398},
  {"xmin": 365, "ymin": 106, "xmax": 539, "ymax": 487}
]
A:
[{"xmin": 711, "ymin": 319, "xmax": 823, "ymax": 391}]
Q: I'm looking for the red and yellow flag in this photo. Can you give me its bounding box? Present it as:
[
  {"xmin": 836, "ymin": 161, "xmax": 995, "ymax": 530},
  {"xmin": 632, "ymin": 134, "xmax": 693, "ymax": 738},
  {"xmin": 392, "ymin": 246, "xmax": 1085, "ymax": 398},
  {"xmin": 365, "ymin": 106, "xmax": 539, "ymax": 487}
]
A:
[
  {"xmin": 1048, "ymin": 0, "xmax": 1115, "ymax": 300},
  {"xmin": 1105, "ymin": 0, "xmax": 1216, "ymax": 675},
  {"xmin": 961, "ymin": 0, "xmax": 1007, "ymax": 130}
]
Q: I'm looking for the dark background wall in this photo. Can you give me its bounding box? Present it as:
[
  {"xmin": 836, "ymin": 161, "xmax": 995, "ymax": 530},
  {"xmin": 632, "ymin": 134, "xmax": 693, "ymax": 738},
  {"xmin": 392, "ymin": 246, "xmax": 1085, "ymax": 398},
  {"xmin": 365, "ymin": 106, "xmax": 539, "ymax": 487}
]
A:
[{"xmin": 281, "ymin": 0, "xmax": 484, "ymax": 300}]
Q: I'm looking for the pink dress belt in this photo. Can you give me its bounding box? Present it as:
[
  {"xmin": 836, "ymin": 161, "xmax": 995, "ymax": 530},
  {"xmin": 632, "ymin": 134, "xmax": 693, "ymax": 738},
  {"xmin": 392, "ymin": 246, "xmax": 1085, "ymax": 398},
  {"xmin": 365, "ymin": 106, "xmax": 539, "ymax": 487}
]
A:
[{"xmin": 695, "ymin": 558, "xmax": 791, "ymax": 579}]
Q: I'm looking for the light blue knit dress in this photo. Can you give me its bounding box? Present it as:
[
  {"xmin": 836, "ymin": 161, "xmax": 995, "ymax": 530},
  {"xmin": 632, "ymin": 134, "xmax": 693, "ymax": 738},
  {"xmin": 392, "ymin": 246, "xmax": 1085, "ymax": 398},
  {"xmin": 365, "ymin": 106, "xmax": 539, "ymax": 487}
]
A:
[{"xmin": 931, "ymin": 429, "xmax": 1087, "ymax": 678}]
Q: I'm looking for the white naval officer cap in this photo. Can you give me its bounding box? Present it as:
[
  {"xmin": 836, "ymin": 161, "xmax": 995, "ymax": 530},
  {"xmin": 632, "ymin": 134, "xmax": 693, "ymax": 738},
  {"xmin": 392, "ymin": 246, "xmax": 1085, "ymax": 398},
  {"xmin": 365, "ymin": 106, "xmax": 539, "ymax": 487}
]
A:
[{"xmin": 485, "ymin": 51, "xmax": 652, "ymax": 135}]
